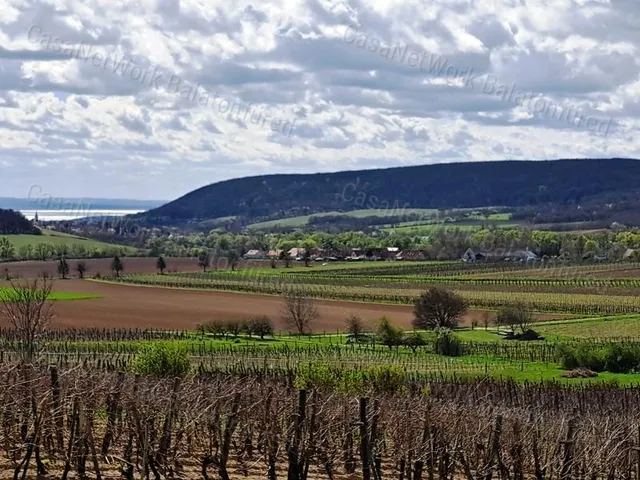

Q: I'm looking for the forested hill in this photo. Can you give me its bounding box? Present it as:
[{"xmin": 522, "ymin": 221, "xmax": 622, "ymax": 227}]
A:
[
  {"xmin": 136, "ymin": 158, "xmax": 640, "ymax": 223},
  {"xmin": 0, "ymin": 209, "xmax": 40, "ymax": 235}
]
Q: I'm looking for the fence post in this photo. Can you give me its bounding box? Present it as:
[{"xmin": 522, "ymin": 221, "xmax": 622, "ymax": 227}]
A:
[
  {"xmin": 359, "ymin": 398, "xmax": 371, "ymax": 480},
  {"xmin": 50, "ymin": 366, "xmax": 64, "ymax": 452},
  {"xmin": 560, "ymin": 416, "xmax": 577, "ymax": 480}
]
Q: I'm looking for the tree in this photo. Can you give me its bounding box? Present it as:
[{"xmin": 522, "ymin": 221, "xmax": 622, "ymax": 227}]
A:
[
  {"xmin": 198, "ymin": 250, "xmax": 211, "ymax": 272},
  {"xmin": 302, "ymin": 248, "xmax": 312, "ymax": 267},
  {"xmin": 412, "ymin": 287, "xmax": 468, "ymax": 330},
  {"xmin": 57, "ymin": 257, "xmax": 69, "ymax": 279},
  {"xmin": 111, "ymin": 256, "xmax": 124, "ymax": 278},
  {"xmin": 404, "ymin": 331, "xmax": 426, "ymax": 353},
  {"xmin": 281, "ymin": 290, "xmax": 319, "ymax": 334},
  {"xmin": 76, "ymin": 261, "xmax": 87, "ymax": 279},
  {"xmin": 0, "ymin": 278, "xmax": 54, "ymax": 364},
  {"xmin": 496, "ymin": 303, "xmax": 533, "ymax": 334},
  {"xmin": 0, "ymin": 237, "xmax": 15, "ymax": 260},
  {"xmin": 376, "ymin": 316, "xmax": 404, "ymax": 349},
  {"xmin": 34, "ymin": 243, "xmax": 53, "ymax": 261},
  {"xmin": 226, "ymin": 250, "xmax": 240, "ymax": 271},
  {"xmin": 224, "ymin": 320, "xmax": 242, "ymax": 338},
  {"xmin": 249, "ymin": 316, "xmax": 274, "ymax": 340},
  {"xmin": 279, "ymin": 249, "xmax": 292, "ymax": 268},
  {"xmin": 156, "ymin": 256, "xmax": 167, "ymax": 274},
  {"xmin": 346, "ymin": 314, "xmax": 366, "ymax": 342}
]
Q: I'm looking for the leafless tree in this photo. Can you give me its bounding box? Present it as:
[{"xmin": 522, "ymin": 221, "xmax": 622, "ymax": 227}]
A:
[
  {"xmin": 281, "ymin": 290, "xmax": 319, "ymax": 334},
  {"xmin": 413, "ymin": 287, "xmax": 468, "ymax": 330},
  {"xmin": 496, "ymin": 303, "xmax": 534, "ymax": 334},
  {"xmin": 0, "ymin": 277, "xmax": 54, "ymax": 363}
]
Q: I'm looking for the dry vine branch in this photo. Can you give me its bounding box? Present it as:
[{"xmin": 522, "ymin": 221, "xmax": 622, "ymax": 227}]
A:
[{"xmin": 0, "ymin": 277, "xmax": 54, "ymax": 364}]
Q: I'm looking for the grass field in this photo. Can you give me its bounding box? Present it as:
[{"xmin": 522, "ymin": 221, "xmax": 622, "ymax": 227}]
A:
[
  {"xmin": 4, "ymin": 229, "xmax": 136, "ymax": 252},
  {"xmin": 0, "ymin": 287, "xmax": 100, "ymax": 301},
  {"xmin": 246, "ymin": 208, "xmax": 439, "ymax": 229},
  {"xmin": 245, "ymin": 208, "xmax": 515, "ymax": 231}
]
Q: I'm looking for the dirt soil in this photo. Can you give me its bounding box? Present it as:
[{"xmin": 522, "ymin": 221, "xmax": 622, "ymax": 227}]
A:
[
  {"xmin": 0, "ymin": 257, "xmax": 199, "ymax": 279},
  {"xmin": 25, "ymin": 279, "xmax": 571, "ymax": 332}
]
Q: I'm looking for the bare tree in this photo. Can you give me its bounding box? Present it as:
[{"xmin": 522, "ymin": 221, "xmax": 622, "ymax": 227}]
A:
[
  {"xmin": 412, "ymin": 287, "xmax": 468, "ymax": 330},
  {"xmin": 0, "ymin": 277, "xmax": 55, "ymax": 363},
  {"xmin": 496, "ymin": 303, "xmax": 534, "ymax": 334},
  {"xmin": 281, "ymin": 290, "xmax": 319, "ymax": 334}
]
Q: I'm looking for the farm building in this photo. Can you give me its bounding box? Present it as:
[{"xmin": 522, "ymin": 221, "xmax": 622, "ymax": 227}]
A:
[{"xmin": 243, "ymin": 249, "xmax": 265, "ymax": 260}]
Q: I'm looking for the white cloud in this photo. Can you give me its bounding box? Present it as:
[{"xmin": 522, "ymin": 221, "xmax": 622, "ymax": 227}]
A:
[{"xmin": 0, "ymin": 0, "xmax": 638, "ymax": 199}]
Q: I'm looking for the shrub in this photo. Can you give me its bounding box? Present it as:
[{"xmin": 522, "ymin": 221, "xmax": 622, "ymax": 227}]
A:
[
  {"xmin": 346, "ymin": 315, "xmax": 366, "ymax": 342},
  {"xmin": 295, "ymin": 362, "xmax": 338, "ymax": 391},
  {"xmin": 404, "ymin": 331, "xmax": 426, "ymax": 352},
  {"xmin": 365, "ymin": 365, "xmax": 407, "ymax": 394},
  {"xmin": 604, "ymin": 344, "xmax": 640, "ymax": 373},
  {"xmin": 558, "ymin": 343, "xmax": 607, "ymax": 372},
  {"xmin": 132, "ymin": 343, "xmax": 191, "ymax": 378},
  {"xmin": 294, "ymin": 363, "xmax": 407, "ymax": 395},
  {"xmin": 434, "ymin": 327, "xmax": 464, "ymax": 357},
  {"xmin": 557, "ymin": 344, "xmax": 579, "ymax": 370},
  {"xmin": 376, "ymin": 316, "xmax": 404, "ymax": 349}
]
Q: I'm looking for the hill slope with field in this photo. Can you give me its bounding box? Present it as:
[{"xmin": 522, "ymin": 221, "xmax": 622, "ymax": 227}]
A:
[
  {"xmin": 0, "ymin": 209, "xmax": 40, "ymax": 235},
  {"xmin": 134, "ymin": 158, "xmax": 640, "ymax": 225}
]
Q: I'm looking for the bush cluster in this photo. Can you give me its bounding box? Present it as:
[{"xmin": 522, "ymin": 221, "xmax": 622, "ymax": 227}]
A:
[
  {"xmin": 295, "ymin": 362, "xmax": 407, "ymax": 395},
  {"xmin": 198, "ymin": 316, "xmax": 274, "ymax": 340},
  {"xmin": 132, "ymin": 343, "xmax": 191, "ymax": 378},
  {"xmin": 558, "ymin": 343, "xmax": 640, "ymax": 373},
  {"xmin": 434, "ymin": 327, "xmax": 465, "ymax": 357}
]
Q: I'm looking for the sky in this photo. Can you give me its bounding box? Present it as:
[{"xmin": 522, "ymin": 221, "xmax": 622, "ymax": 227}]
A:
[{"xmin": 0, "ymin": 0, "xmax": 639, "ymax": 201}]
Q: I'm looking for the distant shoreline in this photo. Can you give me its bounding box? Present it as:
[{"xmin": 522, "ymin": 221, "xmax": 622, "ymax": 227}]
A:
[{"xmin": 20, "ymin": 209, "xmax": 144, "ymax": 221}]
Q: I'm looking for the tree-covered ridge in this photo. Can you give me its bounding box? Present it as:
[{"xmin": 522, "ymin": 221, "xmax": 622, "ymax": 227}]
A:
[
  {"xmin": 136, "ymin": 158, "xmax": 640, "ymax": 223},
  {"xmin": 0, "ymin": 209, "xmax": 40, "ymax": 235}
]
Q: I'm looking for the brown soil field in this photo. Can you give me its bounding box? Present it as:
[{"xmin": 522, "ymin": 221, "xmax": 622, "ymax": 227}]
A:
[
  {"xmin": 587, "ymin": 268, "xmax": 640, "ymax": 278},
  {"xmin": 20, "ymin": 279, "xmax": 572, "ymax": 332},
  {"xmin": 0, "ymin": 256, "xmax": 199, "ymax": 279}
]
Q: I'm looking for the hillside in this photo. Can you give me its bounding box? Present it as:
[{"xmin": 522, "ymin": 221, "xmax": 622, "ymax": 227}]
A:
[
  {"xmin": 5, "ymin": 230, "xmax": 136, "ymax": 252},
  {"xmin": 134, "ymin": 158, "xmax": 640, "ymax": 225},
  {"xmin": 0, "ymin": 209, "xmax": 40, "ymax": 235}
]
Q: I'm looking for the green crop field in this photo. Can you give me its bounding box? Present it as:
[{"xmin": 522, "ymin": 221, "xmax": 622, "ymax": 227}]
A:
[
  {"xmin": 4, "ymin": 229, "xmax": 135, "ymax": 252},
  {"xmin": 0, "ymin": 287, "xmax": 100, "ymax": 301},
  {"xmin": 245, "ymin": 208, "xmax": 439, "ymax": 229}
]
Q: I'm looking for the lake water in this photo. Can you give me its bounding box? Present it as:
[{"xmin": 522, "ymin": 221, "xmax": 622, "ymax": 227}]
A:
[{"xmin": 21, "ymin": 209, "xmax": 144, "ymax": 221}]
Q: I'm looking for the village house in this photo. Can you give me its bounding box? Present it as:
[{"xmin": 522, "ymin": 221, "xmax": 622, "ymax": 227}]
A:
[
  {"xmin": 243, "ymin": 249, "xmax": 266, "ymax": 260},
  {"xmin": 462, "ymin": 248, "xmax": 538, "ymax": 262},
  {"xmin": 288, "ymin": 247, "xmax": 307, "ymax": 259},
  {"xmin": 396, "ymin": 249, "xmax": 427, "ymax": 261}
]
